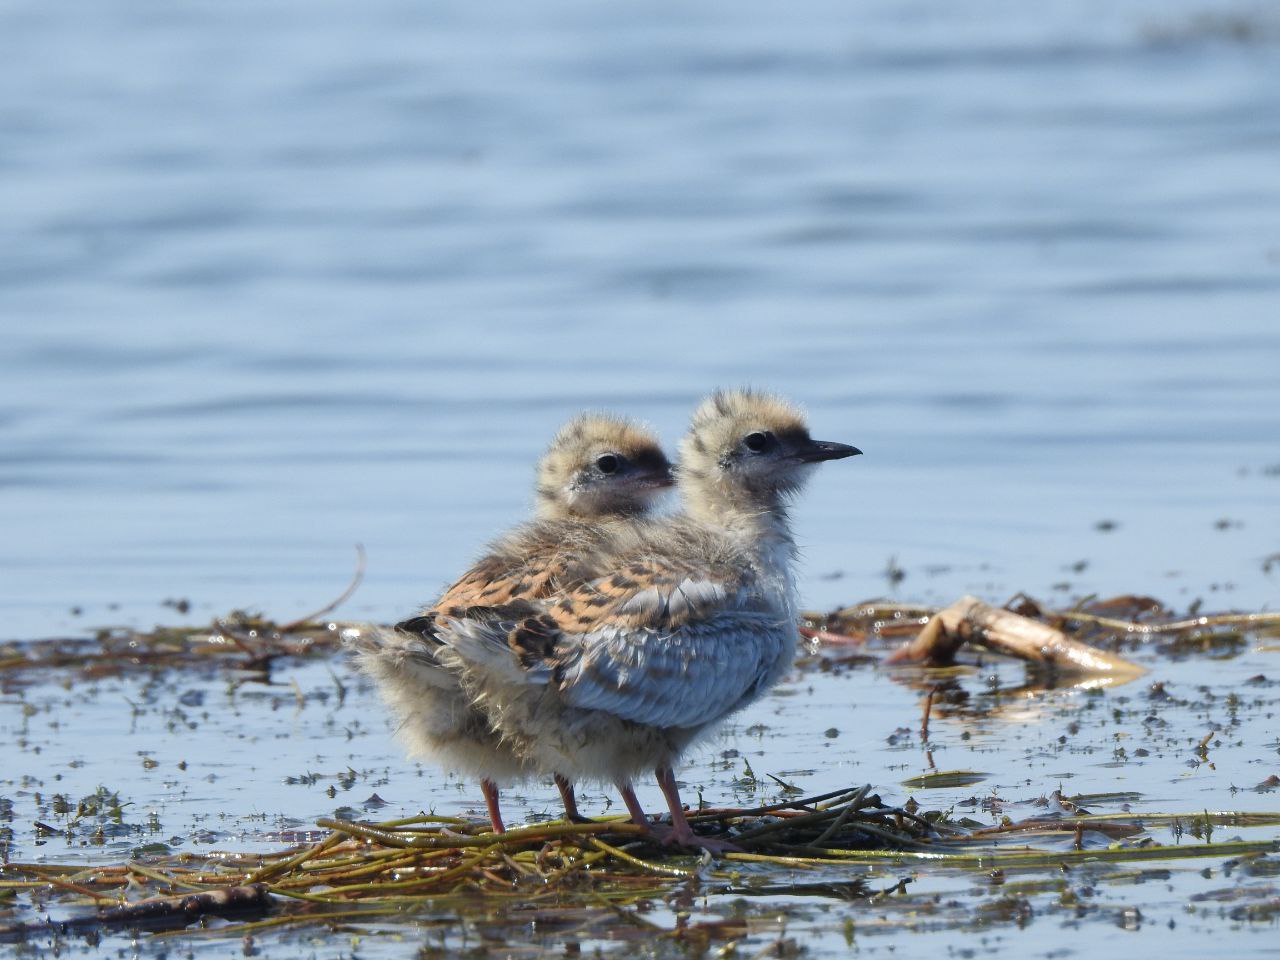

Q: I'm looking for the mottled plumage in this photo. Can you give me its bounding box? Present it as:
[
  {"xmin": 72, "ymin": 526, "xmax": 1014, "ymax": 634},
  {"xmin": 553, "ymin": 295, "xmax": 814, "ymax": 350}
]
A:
[
  {"xmin": 346, "ymin": 413, "xmax": 673, "ymax": 831},
  {"xmin": 437, "ymin": 389, "xmax": 860, "ymax": 849}
]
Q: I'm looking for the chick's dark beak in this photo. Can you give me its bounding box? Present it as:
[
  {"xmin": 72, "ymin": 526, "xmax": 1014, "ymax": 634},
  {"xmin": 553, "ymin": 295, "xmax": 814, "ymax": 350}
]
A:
[
  {"xmin": 795, "ymin": 439, "xmax": 862, "ymax": 463},
  {"xmin": 633, "ymin": 464, "xmax": 677, "ymax": 487}
]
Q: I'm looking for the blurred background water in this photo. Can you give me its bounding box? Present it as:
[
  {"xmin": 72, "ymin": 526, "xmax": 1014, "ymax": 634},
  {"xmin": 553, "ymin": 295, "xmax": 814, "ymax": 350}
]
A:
[
  {"xmin": 1, "ymin": 0, "xmax": 1278, "ymax": 639},
  {"xmin": 2, "ymin": 6, "xmax": 1280, "ymax": 956}
]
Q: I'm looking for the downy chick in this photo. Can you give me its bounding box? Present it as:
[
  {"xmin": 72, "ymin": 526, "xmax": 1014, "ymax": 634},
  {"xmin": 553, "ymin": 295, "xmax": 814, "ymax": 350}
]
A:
[
  {"xmin": 437, "ymin": 389, "xmax": 859, "ymax": 850},
  {"xmin": 348, "ymin": 413, "xmax": 673, "ymax": 832}
]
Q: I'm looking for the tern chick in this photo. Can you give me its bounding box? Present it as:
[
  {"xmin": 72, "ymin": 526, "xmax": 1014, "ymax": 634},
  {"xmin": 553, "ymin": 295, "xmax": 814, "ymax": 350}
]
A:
[
  {"xmin": 348, "ymin": 413, "xmax": 673, "ymax": 832},
  {"xmin": 438, "ymin": 389, "xmax": 859, "ymax": 850}
]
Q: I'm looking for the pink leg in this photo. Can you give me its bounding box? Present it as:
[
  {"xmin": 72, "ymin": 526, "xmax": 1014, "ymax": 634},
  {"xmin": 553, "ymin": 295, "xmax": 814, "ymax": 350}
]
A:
[
  {"xmin": 481, "ymin": 778, "xmax": 505, "ymax": 833},
  {"xmin": 618, "ymin": 781, "xmax": 651, "ymax": 828},
  {"xmin": 654, "ymin": 766, "xmax": 695, "ymax": 844},
  {"xmin": 655, "ymin": 766, "xmax": 739, "ymax": 853},
  {"xmin": 555, "ymin": 773, "xmax": 589, "ymax": 823}
]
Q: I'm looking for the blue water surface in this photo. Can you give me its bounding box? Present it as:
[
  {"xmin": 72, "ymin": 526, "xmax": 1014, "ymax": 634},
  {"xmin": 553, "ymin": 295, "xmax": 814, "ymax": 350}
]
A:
[
  {"xmin": 0, "ymin": 0, "xmax": 1277, "ymax": 635},
  {"xmin": 3, "ymin": 6, "xmax": 1280, "ymax": 959}
]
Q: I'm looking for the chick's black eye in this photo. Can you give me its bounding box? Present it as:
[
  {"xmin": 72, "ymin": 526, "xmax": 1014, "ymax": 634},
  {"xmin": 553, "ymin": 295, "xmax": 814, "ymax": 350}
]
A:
[
  {"xmin": 595, "ymin": 454, "xmax": 621, "ymax": 474},
  {"xmin": 743, "ymin": 431, "xmax": 771, "ymax": 453}
]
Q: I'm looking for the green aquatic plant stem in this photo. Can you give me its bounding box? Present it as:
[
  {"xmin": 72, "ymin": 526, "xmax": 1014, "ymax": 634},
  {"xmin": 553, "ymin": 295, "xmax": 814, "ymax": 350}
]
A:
[
  {"xmin": 813, "ymin": 601, "xmax": 1280, "ymax": 638},
  {"xmin": 3, "ymin": 864, "xmax": 116, "ymax": 903},
  {"xmin": 275, "ymin": 850, "xmax": 454, "ymax": 889},
  {"xmin": 366, "ymin": 812, "xmax": 473, "ymax": 828},
  {"xmin": 588, "ymin": 838, "xmax": 699, "ymax": 878},
  {"xmin": 315, "ymin": 815, "xmax": 645, "ymax": 850},
  {"xmin": 814, "ymin": 816, "xmax": 928, "ymax": 851},
  {"xmin": 126, "ymin": 861, "xmax": 210, "ymax": 892},
  {"xmin": 5, "ymin": 787, "xmax": 1278, "ymax": 949},
  {"xmin": 1061, "ymin": 610, "xmax": 1280, "ymax": 633},
  {"xmin": 733, "ymin": 791, "xmax": 923, "ymax": 849},
  {"xmin": 1066, "ymin": 811, "xmax": 1280, "ymax": 827},
  {"xmin": 276, "ymin": 845, "xmax": 413, "ymax": 876},
  {"xmin": 719, "ymin": 851, "xmax": 827, "ymax": 868},
  {"xmin": 544, "ymin": 849, "xmax": 612, "ymax": 885},
  {"xmin": 321, "ymin": 846, "xmax": 503, "ymax": 898},
  {"xmin": 147, "ymin": 906, "xmax": 409, "ymax": 941},
  {"xmin": 783, "ymin": 837, "xmax": 1278, "ymax": 868},
  {"xmin": 732, "ymin": 802, "xmax": 861, "ymax": 844},
  {"xmin": 246, "ymin": 829, "xmax": 347, "ymax": 883},
  {"xmin": 811, "ymin": 795, "xmax": 865, "ymax": 847},
  {"xmin": 689, "ymin": 786, "xmax": 866, "ymax": 821}
]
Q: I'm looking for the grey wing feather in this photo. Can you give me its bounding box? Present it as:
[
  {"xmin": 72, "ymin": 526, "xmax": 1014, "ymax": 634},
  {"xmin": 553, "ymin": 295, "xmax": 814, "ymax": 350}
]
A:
[
  {"xmin": 616, "ymin": 577, "xmax": 728, "ymax": 621},
  {"xmin": 557, "ymin": 612, "xmax": 788, "ymax": 729}
]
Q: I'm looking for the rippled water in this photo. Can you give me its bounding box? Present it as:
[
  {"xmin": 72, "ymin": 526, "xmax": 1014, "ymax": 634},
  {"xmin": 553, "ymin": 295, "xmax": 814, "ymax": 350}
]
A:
[
  {"xmin": 2, "ymin": 0, "xmax": 1278, "ymax": 641},
  {"xmin": 4, "ymin": 628, "xmax": 1280, "ymax": 958},
  {"xmin": 1, "ymin": 1, "xmax": 1279, "ymax": 955}
]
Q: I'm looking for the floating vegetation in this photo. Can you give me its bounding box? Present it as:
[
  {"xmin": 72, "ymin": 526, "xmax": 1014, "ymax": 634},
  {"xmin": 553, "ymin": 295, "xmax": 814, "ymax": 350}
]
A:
[
  {"xmin": 900, "ymin": 770, "xmax": 989, "ymax": 790},
  {"xmin": 5, "ymin": 582, "xmax": 1275, "ymax": 682},
  {"xmin": 0, "ymin": 549, "xmax": 367, "ymax": 679},
  {"xmin": 2, "ymin": 786, "xmax": 1276, "ymax": 943},
  {"xmin": 3, "ymin": 584, "xmax": 1280, "ymax": 953},
  {"xmin": 804, "ymin": 593, "xmax": 1280, "ymax": 661},
  {"xmin": 0, "ymin": 617, "xmax": 346, "ymax": 687}
]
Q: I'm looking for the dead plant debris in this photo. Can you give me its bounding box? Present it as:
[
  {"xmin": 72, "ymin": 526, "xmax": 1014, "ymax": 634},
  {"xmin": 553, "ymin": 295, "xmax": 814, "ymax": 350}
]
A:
[{"xmin": 3, "ymin": 788, "xmax": 1276, "ymax": 943}]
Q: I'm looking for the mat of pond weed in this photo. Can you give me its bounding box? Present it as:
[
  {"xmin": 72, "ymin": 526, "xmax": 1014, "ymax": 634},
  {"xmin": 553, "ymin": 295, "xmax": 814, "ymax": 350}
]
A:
[{"xmin": 2, "ymin": 597, "xmax": 1279, "ymax": 958}]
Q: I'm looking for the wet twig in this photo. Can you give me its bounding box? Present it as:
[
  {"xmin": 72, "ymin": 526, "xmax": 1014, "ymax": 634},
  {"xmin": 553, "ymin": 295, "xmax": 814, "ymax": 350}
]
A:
[
  {"xmin": 278, "ymin": 544, "xmax": 367, "ymax": 633},
  {"xmin": 0, "ymin": 884, "xmax": 271, "ymax": 940},
  {"xmin": 885, "ymin": 595, "xmax": 1147, "ymax": 678}
]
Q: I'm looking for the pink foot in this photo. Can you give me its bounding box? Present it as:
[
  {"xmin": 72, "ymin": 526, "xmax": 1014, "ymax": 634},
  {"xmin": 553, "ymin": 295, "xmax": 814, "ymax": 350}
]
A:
[
  {"xmin": 648, "ymin": 765, "xmax": 741, "ymax": 853},
  {"xmin": 644, "ymin": 821, "xmax": 741, "ymax": 854},
  {"xmin": 616, "ymin": 777, "xmax": 740, "ymax": 854}
]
